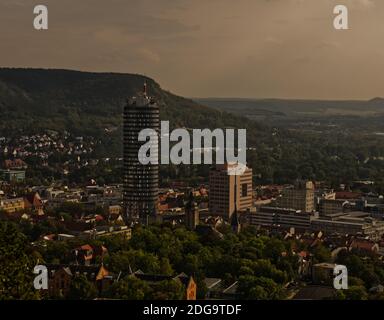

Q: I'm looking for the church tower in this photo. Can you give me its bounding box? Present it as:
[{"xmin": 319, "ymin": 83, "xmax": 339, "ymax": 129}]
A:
[{"xmin": 185, "ymin": 190, "xmax": 199, "ymax": 230}]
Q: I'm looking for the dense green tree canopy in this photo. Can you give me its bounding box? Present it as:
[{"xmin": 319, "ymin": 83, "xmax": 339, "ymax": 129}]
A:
[{"xmin": 0, "ymin": 222, "xmax": 39, "ymax": 300}]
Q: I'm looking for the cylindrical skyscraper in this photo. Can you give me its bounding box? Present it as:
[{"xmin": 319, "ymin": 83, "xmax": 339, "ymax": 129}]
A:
[{"xmin": 123, "ymin": 83, "xmax": 159, "ymax": 224}]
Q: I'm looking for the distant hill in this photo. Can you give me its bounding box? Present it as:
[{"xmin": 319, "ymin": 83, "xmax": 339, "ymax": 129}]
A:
[
  {"xmin": 0, "ymin": 68, "xmax": 262, "ymax": 138},
  {"xmin": 195, "ymin": 97, "xmax": 384, "ymax": 119}
]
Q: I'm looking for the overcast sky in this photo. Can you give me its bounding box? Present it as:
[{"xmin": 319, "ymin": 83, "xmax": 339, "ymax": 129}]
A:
[{"xmin": 0, "ymin": 0, "xmax": 383, "ymax": 99}]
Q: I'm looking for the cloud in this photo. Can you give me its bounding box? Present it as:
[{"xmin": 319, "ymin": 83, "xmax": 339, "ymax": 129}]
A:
[
  {"xmin": 0, "ymin": 0, "xmax": 384, "ymax": 99},
  {"xmin": 357, "ymin": 0, "xmax": 375, "ymax": 7},
  {"xmin": 137, "ymin": 48, "xmax": 161, "ymax": 63},
  {"xmin": 264, "ymin": 37, "xmax": 283, "ymax": 45}
]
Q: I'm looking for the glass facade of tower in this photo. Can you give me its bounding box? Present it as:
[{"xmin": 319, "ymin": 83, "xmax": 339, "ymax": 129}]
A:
[{"xmin": 123, "ymin": 89, "xmax": 159, "ymax": 223}]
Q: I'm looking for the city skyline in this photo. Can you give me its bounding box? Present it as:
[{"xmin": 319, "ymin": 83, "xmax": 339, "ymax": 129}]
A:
[
  {"xmin": 3, "ymin": 0, "xmax": 384, "ymax": 304},
  {"xmin": 1, "ymin": 0, "xmax": 384, "ymax": 100}
]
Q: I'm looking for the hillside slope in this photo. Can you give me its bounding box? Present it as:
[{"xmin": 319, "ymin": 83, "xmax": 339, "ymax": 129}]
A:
[{"xmin": 0, "ymin": 68, "xmax": 262, "ymax": 138}]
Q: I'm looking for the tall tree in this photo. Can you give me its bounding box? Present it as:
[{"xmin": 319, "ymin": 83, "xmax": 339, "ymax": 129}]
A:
[
  {"xmin": 107, "ymin": 276, "xmax": 151, "ymax": 300},
  {"xmin": 0, "ymin": 221, "xmax": 40, "ymax": 300},
  {"xmin": 67, "ymin": 275, "xmax": 98, "ymax": 300}
]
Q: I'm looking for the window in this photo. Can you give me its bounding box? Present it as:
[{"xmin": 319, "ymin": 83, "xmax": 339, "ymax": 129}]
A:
[{"xmin": 241, "ymin": 183, "xmax": 248, "ymax": 197}]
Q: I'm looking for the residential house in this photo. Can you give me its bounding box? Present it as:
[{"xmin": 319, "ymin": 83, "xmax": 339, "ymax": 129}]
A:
[
  {"xmin": 24, "ymin": 192, "xmax": 44, "ymax": 215},
  {"xmin": 73, "ymin": 244, "xmax": 108, "ymax": 265},
  {"xmin": 45, "ymin": 264, "xmax": 111, "ymax": 298}
]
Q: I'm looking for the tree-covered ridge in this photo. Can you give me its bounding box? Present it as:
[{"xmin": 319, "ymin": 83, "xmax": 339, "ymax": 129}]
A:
[
  {"xmin": 3, "ymin": 68, "xmax": 384, "ymax": 187},
  {"xmin": 0, "ymin": 68, "xmax": 264, "ymax": 138}
]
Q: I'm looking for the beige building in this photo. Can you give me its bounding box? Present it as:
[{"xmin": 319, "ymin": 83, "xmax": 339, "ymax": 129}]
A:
[
  {"xmin": 209, "ymin": 164, "xmax": 252, "ymax": 220},
  {"xmin": 0, "ymin": 197, "xmax": 25, "ymax": 213},
  {"xmin": 275, "ymin": 180, "xmax": 315, "ymax": 213}
]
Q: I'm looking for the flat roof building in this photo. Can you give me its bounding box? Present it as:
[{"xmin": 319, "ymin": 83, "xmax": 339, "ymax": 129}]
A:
[
  {"xmin": 209, "ymin": 164, "xmax": 252, "ymax": 220},
  {"xmin": 319, "ymin": 199, "xmax": 349, "ymax": 216},
  {"xmin": 248, "ymin": 206, "xmax": 318, "ymax": 231},
  {"xmin": 311, "ymin": 211, "xmax": 384, "ymax": 241},
  {"xmin": 0, "ymin": 169, "xmax": 25, "ymax": 183},
  {"xmin": 275, "ymin": 180, "xmax": 315, "ymax": 213}
]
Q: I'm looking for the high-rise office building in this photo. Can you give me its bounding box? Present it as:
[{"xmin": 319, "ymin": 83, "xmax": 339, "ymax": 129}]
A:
[
  {"xmin": 275, "ymin": 180, "xmax": 315, "ymax": 213},
  {"xmin": 209, "ymin": 163, "xmax": 253, "ymax": 220},
  {"xmin": 123, "ymin": 83, "xmax": 159, "ymax": 224}
]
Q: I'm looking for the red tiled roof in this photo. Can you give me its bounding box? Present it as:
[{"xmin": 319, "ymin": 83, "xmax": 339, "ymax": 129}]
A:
[
  {"xmin": 349, "ymin": 239, "xmax": 377, "ymax": 251},
  {"xmin": 335, "ymin": 191, "xmax": 362, "ymax": 200},
  {"xmin": 95, "ymin": 215, "xmax": 104, "ymax": 221},
  {"xmin": 298, "ymin": 251, "xmax": 308, "ymax": 258},
  {"xmin": 4, "ymin": 159, "xmax": 27, "ymax": 169},
  {"xmin": 77, "ymin": 244, "xmax": 93, "ymax": 251}
]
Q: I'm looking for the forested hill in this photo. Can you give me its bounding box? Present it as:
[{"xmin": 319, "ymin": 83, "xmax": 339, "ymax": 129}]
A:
[{"xmin": 0, "ymin": 68, "xmax": 263, "ymax": 138}]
